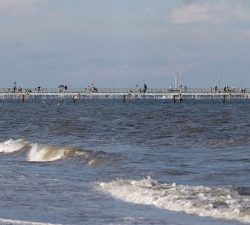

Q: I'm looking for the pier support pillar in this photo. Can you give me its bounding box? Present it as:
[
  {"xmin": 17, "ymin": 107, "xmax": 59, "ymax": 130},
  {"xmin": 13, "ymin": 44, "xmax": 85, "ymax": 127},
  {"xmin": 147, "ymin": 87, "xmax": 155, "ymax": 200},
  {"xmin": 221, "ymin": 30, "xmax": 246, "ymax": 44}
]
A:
[
  {"xmin": 179, "ymin": 94, "xmax": 183, "ymax": 102},
  {"xmin": 123, "ymin": 95, "xmax": 126, "ymax": 103},
  {"xmin": 73, "ymin": 93, "xmax": 81, "ymax": 103},
  {"xmin": 21, "ymin": 94, "xmax": 25, "ymax": 103}
]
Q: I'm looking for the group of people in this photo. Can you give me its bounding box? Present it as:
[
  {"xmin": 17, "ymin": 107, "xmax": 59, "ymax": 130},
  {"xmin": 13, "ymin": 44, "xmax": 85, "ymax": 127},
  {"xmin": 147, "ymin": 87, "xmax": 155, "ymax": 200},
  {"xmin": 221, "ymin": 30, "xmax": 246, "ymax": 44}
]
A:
[
  {"xmin": 9, "ymin": 82, "xmax": 149, "ymax": 94},
  {"xmin": 58, "ymin": 85, "xmax": 68, "ymax": 92},
  {"xmin": 213, "ymin": 85, "xmax": 238, "ymax": 93},
  {"xmin": 136, "ymin": 83, "xmax": 148, "ymax": 93},
  {"xmin": 85, "ymin": 85, "xmax": 98, "ymax": 93}
]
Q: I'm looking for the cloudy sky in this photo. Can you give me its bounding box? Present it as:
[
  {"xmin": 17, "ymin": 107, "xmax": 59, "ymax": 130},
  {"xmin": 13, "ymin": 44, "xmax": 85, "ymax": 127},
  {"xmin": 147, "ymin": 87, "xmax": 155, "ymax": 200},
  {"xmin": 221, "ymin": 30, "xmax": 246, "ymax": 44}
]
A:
[{"xmin": 0, "ymin": 0, "xmax": 250, "ymax": 88}]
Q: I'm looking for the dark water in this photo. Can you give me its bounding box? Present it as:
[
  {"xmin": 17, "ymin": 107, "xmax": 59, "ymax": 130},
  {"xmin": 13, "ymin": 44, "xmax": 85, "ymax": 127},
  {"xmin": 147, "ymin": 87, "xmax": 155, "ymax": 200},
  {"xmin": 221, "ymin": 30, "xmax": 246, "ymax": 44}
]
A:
[{"xmin": 0, "ymin": 100, "xmax": 250, "ymax": 224}]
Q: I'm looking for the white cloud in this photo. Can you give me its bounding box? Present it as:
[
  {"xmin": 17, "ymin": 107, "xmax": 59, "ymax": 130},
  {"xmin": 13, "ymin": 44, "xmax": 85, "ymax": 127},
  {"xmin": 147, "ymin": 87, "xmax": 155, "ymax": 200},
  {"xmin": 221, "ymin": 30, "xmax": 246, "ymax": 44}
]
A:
[
  {"xmin": 169, "ymin": 0, "xmax": 250, "ymax": 24},
  {"xmin": 169, "ymin": 3, "xmax": 212, "ymax": 24},
  {"xmin": 0, "ymin": 0, "xmax": 45, "ymax": 14}
]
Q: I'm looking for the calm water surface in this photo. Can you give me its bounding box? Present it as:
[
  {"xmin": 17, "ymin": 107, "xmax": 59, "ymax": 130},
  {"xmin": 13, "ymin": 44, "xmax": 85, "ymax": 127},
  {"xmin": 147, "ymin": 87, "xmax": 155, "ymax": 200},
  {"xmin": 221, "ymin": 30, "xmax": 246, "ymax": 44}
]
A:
[{"xmin": 0, "ymin": 100, "xmax": 249, "ymax": 225}]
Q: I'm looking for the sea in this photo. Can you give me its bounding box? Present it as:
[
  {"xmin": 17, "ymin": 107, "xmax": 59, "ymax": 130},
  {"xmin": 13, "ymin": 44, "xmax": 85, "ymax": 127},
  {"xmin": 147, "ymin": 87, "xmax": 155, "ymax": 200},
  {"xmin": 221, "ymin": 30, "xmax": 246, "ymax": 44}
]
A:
[{"xmin": 0, "ymin": 99, "xmax": 250, "ymax": 225}]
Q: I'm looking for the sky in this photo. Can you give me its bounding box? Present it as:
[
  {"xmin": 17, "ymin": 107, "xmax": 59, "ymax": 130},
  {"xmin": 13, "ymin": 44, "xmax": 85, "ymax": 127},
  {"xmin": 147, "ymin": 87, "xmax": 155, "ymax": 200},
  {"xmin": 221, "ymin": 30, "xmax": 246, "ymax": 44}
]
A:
[{"xmin": 0, "ymin": 0, "xmax": 250, "ymax": 88}]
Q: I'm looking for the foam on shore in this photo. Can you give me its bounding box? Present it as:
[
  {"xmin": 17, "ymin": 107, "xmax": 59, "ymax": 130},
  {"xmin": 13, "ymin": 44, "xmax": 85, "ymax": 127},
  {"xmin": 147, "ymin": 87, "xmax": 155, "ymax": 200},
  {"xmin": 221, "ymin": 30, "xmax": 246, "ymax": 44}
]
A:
[{"xmin": 98, "ymin": 177, "xmax": 250, "ymax": 224}]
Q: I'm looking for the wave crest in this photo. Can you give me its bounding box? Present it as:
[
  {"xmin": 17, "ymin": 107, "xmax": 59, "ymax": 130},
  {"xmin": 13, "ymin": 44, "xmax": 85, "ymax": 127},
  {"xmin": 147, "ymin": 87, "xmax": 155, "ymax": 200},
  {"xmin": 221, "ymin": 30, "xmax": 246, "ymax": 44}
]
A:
[
  {"xmin": 27, "ymin": 144, "xmax": 78, "ymax": 162},
  {"xmin": 98, "ymin": 177, "xmax": 250, "ymax": 223}
]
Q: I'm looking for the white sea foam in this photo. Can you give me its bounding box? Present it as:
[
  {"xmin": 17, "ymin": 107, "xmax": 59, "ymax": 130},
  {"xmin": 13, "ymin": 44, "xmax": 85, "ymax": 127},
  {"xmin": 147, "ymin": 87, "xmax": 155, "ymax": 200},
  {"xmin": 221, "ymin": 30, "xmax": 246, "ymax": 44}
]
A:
[
  {"xmin": 0, "ymin": 218, "xmax": 61, "ymax": 225},
  {"xmin": 0, "ymin": 139, "xmax": 29, "ymax": 153},
  {"xmin": 98, "ymin": 177, "xmax": 250, "ymax": 224}
]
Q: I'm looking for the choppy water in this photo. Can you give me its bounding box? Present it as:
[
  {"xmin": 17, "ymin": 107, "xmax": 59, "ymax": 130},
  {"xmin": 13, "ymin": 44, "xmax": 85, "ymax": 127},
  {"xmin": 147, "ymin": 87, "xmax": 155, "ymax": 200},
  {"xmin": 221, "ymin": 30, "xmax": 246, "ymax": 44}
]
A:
[{"xmin": 0, "ymin": 99, "xmax": 250, "ymax": 225}]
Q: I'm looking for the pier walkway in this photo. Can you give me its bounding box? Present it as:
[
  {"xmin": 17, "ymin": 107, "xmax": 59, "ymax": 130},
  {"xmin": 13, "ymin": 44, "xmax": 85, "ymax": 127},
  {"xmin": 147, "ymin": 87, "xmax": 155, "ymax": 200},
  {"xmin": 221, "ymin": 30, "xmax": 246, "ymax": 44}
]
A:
[{"xmin": 0, "ymin": 88, "xmax": 249, "ymax": 100}]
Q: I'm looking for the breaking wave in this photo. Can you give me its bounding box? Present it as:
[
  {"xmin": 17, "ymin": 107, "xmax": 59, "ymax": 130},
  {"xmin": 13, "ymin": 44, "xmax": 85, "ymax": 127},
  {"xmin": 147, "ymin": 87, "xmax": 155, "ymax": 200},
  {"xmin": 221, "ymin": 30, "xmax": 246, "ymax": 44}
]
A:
[
  {"xmin": 0, "ymin": 139, "xmax": 120, "ymax": 165},
  {"xmin": 98, "ymin": 177, "xmax": 250, "ymax": 224},
  {"xmin": 27, "ymin": 144, "xmax": 79, "ymax": 162}
]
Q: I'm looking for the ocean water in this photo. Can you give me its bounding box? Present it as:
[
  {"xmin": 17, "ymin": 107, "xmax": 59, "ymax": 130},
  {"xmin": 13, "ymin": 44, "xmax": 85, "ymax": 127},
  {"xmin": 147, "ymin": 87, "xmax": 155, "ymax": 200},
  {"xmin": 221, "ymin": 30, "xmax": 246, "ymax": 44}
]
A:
[{"xmin": 0, "ymin": 99, "xmax": 250, "ymax": 225}]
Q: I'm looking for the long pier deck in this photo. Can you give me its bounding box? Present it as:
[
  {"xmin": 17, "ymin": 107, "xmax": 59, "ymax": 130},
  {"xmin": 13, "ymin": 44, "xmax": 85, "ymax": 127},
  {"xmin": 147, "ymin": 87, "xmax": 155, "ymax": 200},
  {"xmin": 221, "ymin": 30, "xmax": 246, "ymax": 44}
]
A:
[{"xmin": 0, "ymin": 88, "xmax": 249, "ymax": 101}]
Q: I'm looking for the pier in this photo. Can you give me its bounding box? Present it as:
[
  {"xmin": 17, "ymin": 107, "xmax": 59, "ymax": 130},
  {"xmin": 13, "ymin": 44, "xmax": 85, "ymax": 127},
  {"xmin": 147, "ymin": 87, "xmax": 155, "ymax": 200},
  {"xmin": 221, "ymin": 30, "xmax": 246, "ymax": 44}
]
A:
[{"xmin": 0, "ymin": 87, "xmax": 249, "ymax": 101}]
